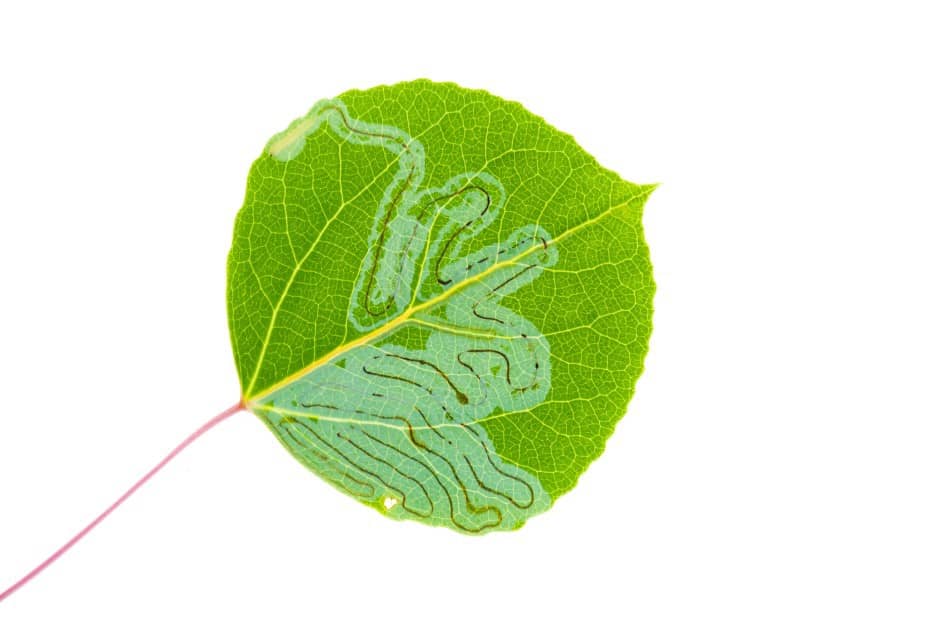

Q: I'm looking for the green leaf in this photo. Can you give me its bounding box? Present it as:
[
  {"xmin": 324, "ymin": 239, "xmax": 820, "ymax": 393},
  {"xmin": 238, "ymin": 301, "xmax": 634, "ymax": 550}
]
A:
[{"xmin": 227, "ymin": 80, "xmax": 654, "ymax": 533}]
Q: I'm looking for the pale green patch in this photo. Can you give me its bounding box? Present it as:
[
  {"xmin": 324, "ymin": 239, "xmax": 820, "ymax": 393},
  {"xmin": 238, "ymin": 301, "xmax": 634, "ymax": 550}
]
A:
[{"xmin": 253, "ymin": 98, "xmax": 555, "ymax": 531}]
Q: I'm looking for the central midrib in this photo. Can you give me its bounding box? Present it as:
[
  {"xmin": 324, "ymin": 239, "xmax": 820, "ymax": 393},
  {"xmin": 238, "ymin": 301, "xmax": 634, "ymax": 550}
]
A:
[{"xmin": 243, "ymin": 193, "xmax": 643, "ymax": 407}]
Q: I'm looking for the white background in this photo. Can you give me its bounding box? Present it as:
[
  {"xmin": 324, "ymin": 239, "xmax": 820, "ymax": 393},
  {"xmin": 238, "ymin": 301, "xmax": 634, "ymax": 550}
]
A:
[{"xmin": 1, "ymin": 1, "xmax": 947, "ymax": 631}]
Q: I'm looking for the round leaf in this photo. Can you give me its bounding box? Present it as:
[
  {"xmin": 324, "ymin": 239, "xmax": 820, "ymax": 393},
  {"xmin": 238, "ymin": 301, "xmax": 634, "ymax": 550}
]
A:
[{"xmin": 227, "ymin": 80, "xmax": 655, "ymax": 533}]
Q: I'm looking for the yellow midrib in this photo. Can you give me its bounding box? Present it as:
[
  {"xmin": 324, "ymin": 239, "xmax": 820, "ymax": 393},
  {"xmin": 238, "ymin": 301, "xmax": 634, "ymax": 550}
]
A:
[{"xmin": 244, "ymin": 193, "xmax": 644, "ymax": 407}]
